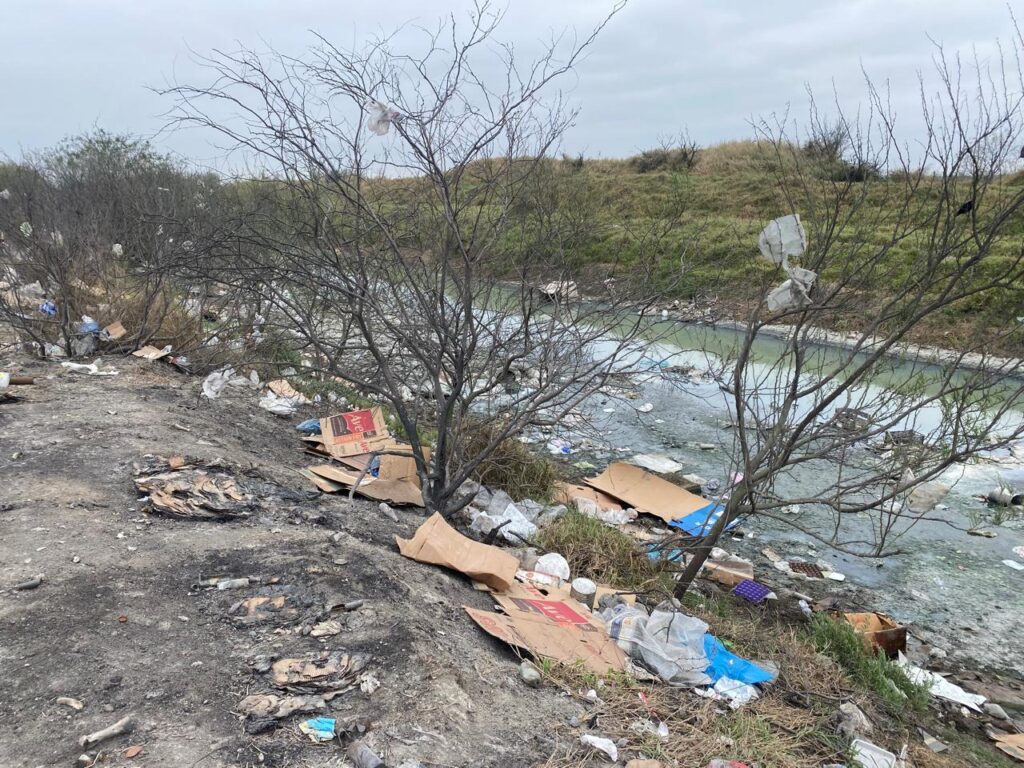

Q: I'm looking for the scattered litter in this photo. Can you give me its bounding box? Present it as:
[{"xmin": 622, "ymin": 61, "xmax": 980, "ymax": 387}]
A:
[
  {"xmin": 12, "ymin": 574, "xmax": 43, "ymax": 590},
  {"xmin": 216, "ymin": 577, "xmax": 250, "ymax": 590},
  {"xmin": 919, "ymin": 730, "xmax": 948, "ymax": 753},
  {"xmin": 123, "ymin": 745, "xmax": 143, "ymax": 759},
  {"xmin": 320, "ymin": 407, "xmax": 391, "ymax": 459},
  {"xmin": 967, "ymin": 528, "xmax": 996, "ymax": 537},
  {"xmin": 758, "ymin": 214, "xmax": 806, "ymax": 266},
  {"xmin": 585, "ymin": 462, "xmax": 727, "ymax": 533},
  {"xmin": 359, "ymin": 673, "xmax": 380, "ymax": 695},
  {"xmin": 703, "ymin": 548, "xmax": 754, "ymax": 587},
  {"xmin": 365, "ymin": 99, "xmax": 398, "ymax": 136},
  {"xmin": 79, "ymin": 714, "xmax": 134, "ymax": 749},
  {"xmin": 133, "ymin": 455, "xmax": 252, "ymax": 520},
  {"xmin": 61, "ymin": 359, "xmax": 118, "ymax": 376},
  {"xmin": 259, "ymin": 390, "xmax": 300, "ymax": 416},
  {"xmin": 580, "ymin": 734, "xmax": 618, "ymax": 761},
  {"xmin": 467, "ymin": 583, "xmax": 626, "ymax": 674},
  {"xmin": 397, "ymin": 512, "xmax": 519, "ymax": 591},
  {"xmin": 570, "ymin": 577, "xmax": 598, "ymax": 608},
  {"xmin": 994, "ymin": 732, "xmax": 1024, "ymax": 761},
  {"xmin": 534, "ymin": 552, "xmax": 571, "ymax": 582},
  {"xmin": 230, "ymin": 586, "xmax": 312, "ymax": 625},
  {"xmin": 637, "ymin": 402, "xmax": 654, "ymax": 413},
  {"xmin": 834, "ymin": 612, "xmax": 906, "ymax": 658},
  {"xmin": 906, "ymin": 481, "xmax": 951, "ymax": 513},
  {"xmin": 295, "ymin": 418, "xmax": 321, "ymax": 434},
  {"xmin": 602, "ymin": 602, "xmax": 710, "ymax": 685},
  {"xmin": 732, "ymin": 579, "xmax": 773, "ymax": 605},
  {"xmin": 546, "ymin": 437, "xmax": 573, "ymax": 455},
  {"xmin": 237, "ymin": 693, "xmax": 326, "ymax": 719},
  {"xmin": 202, "ymin": 368, "xmax": 235, "ymax": 399},
  {"xmin": 299, "ymin": 716, "xmax": 336, "ymax": 742},
  {"xmin": 470, "ymin": 491, "xmax": 538, "ymax": 543},
  {"xmin": 786, "ymin": 561, "xmax": 824, "ymax": 579},
  {"xmin": 308, "ymin": 447, "xmax": 425, "ymax": 507},
  {"xmin": 57, "ymin": 696, "xmax": 84, "ymax": 711},
  {"xmin": 310, "ymin": 620, "xmax": 343, "ymax": 637},
  {"xmin": 348, "ymin": 740, "xmax": 386, "ymax": 768},
  {"xmin": 132, "ymin": 344, "xmax": 172, "ymax": 361},
  {"xmin": 268, "ymin": 651, "xmax": 370, "ymax": 696},
  {"xmin": 555, "ymin": 482, "xmax": 635, "ymax": 525},
  {"xmin": 896, "ymin": 652, "xmax": 986, "ymax": 711},
  {"xmin": 630, "ymin": 453, "xmax": 683, "ymax": 474},
  {"xmin": 1003, "ymin": 559, "xmax": 1024, "ymax": 572},
  {"xmin": 704, "ymin": 634, "xmax": 773, "ymax": 685},
  {"xmin": 851, "ymin": 737, "xmax": 897, "ymax": 768},
  {"xmin": 838, "ymin": 702, "xmax": 873, "ymax": 738},
  {"xmin": 713, "ymin": 676, "xmax": 760, "ymax": 709}
]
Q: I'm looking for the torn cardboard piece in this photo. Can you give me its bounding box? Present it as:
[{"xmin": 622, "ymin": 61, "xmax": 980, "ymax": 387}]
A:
[
  {"xmin": 585, "ymin": 462, "xmax": 728, "ymax": 534},
  {"xmin": 320, "ymin": 407, "xmax": 390, "ymax": 459},
  {"xmin": 309, "ymin": 464, "xmax": 423, "ymax": 507},
  {"xmin": 267, "ymin": 379, "xmax": 311, "ymax": 404},
  {"xmin": 994, "ymin": 732, "xmax": 1024, "ymax": 762},
  {"xmin": 132, "ymin": 344, "xmax": 172, "ymax": 361},
  {"xmin": 465, "ymin": 598, "xmax": 626, "ymax": 675},
  {"xmin": 396, "ymin": 512, "xmax": 519, "ymax": 591},
  {"xmin": 834, "ymin": 612, "xmax": 907, "ymax": 658},
  {"xmin": 102, "ymin": 321, "xmax": 126, "ymax": 340}
]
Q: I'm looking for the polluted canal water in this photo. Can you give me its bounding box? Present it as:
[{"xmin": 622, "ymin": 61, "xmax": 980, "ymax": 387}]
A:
[{"xmin": 541, "ymin": 318, "xmax": 1024, "ymax": 676}]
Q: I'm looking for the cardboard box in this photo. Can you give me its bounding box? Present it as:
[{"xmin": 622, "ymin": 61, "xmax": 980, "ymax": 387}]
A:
[
  {"xmin": 396, "ymin": 513, "xmax": 519, "ymax": 591},
  {"xmin": 320, "ymin": 407, "xmax": 390, "ymax": 459},
  {"xmin": 585, "ymin": 462, "xmax": 713, "ymax": 524},
  {"xmin": 835, "ymin": 611, "xmax": 907, "ymax": 658}
]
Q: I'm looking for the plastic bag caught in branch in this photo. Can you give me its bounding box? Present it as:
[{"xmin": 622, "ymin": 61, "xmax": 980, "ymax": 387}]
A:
[
  {"xmin": 366, "ymin": 99, "xmax": 399, "ymax": 136},
  {"xmin": 758, "ymin": 214, "xmax": 806, "ymax": 267},
  {"xmin": 766, "ymin": 265, "xmax": 816, "ymax": 312}
]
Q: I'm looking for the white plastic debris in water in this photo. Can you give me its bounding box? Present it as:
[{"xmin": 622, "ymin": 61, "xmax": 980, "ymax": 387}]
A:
[
  {"xmin": 61, "ymin": 359, "xmax": 118, "ymax": 376},
  {"xmin": 758, "ymin": 214, "xmax": 806, "ymax": 266},
  {"xmin": 637, "ymin": 402, "xmax": 654, "ymax": 413},
  {"xmin": 0, "ymin": 188, "xmax": 10, "ymax": 200},
  {"xmin": 1003, "ymin": 559, "xmax": 1024, "ymax": 571},
  {"xmin": 579, "ymin": 734, "xmax": 617, "ymax": 762},
  {"xmin": 366, "ymin": 99, "xmax": 397, "ymax": 136},
  {"xmin": 534, "ymin": 552, "xmax": 571, "ymax": 582},
  {"xmin": 0, "ymin": 372, "xmax": 9, "ymax": 390},
  {"xmin": 111, "ymin": 243, "xmax": 124, "ymax": 257},
  {"xmin": 546, "ymin": 437, "xmax": 572, "ymax": 455},
  {"xmin": 19, "ymin": 222, "xmax": 32, "ymax": 237},
  {"xmin": 631, "ymin": 453, "xmax": 683, "ymax": 474}
]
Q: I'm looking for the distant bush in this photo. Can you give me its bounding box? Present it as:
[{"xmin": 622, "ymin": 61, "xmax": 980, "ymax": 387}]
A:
[{"xmin": 629, "ymin": 145, "xmax": 700, "ymax": 174}]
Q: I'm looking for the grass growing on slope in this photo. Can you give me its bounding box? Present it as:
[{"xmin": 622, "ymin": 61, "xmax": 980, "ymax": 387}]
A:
[
  {"xmin": 810, "ymin": 613, "xmax": 930, "ymax": 715},
  {"xmin": 534, "ymin": 509, "xmax": 673, "ymax": 593}
]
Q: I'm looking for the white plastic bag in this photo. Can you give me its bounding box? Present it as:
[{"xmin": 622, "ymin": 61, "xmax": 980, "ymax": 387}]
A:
[
  {"xmin": 534, "ymin": 552, "xmax": 570, "ymax": 581},
  {"xmin": 758, "ymin": 214, "xmax": 806, "ymax": 266},
  {"xmin": 602, "ymin": 604, "xmax": 711, "ymax": 686},
  {"xmin": 366, "ymin": 99, "xmax": 397, "ymax": 136},
  {"xmin": 579, "ymin": 734, "xmax": 617, "ymax": 761},
  {"xmin": 258, "ymin": 390, "xmax": 299, "ymax": 416},
  {"xmin": 202, "ymin": 368, "xmax": 235, "ymax": 399}
]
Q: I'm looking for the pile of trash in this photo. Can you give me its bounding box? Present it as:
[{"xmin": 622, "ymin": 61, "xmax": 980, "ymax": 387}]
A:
[{"xmin": 132, "ymin": 455, "xmax": 255, "ymax": 520}]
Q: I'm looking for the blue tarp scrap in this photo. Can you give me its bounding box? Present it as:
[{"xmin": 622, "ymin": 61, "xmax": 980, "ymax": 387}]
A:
[
  {"xmin": 667, "ymin": 502, "xmax": 736, "ymax": 537},
  {"xmin": 703, "ymin": 634, "xmax": 774, "ymax": 685}
]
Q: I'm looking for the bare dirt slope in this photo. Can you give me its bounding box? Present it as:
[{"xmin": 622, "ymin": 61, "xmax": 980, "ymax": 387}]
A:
[{"xmin": 0, "ymin": 355, "xmax": 579, "ymax": 768}]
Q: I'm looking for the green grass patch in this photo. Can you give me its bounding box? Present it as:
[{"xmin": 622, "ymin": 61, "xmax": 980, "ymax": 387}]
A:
[
  {"xmin": 534, "ymin": 509, "xmax": 673, "ymax": 593},
  {"xmin": 810, "ymin": 614, "xmax": 930, "ymax": 715},
  {"xmin": 457, "ymin": 420, "xmax": 559, "ymax": 502}
]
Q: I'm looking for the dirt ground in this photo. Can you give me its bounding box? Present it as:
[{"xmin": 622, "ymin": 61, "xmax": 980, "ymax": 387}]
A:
[{"xmin": 0, "ymin": 355, "xmax": 583, "ymax": 768}]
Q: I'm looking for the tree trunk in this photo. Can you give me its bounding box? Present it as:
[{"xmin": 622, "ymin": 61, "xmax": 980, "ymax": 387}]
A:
[{"xmin": 672, "ymin": 486, "xmax": 745, "ymax": 598}]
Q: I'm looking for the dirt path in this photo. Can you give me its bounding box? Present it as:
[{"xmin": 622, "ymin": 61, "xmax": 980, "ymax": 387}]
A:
[{"xmin": 0, "ymin": 356, "xmax": 577, "ymax": 768}]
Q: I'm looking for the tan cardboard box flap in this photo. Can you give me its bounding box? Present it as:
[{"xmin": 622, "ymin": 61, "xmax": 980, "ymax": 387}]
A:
[
  {"xmin": 585, "ymin": 462, "xmax": 712, "ymax": 523},
  {"xmin": 396, "ymin": 513, "xmax": 518, "ymax": 591},
  {"xmin": 308, "ymin": 464, "xmax": 423, "ymax": 507},
  {"xmin": 464, "ymin": 600, "xmax": 626, "ymax": 674}
]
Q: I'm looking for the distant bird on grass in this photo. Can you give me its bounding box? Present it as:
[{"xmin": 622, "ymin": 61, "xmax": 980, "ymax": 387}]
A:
[{"xmin": 955, "ymin": 199, "xmax": 974, "ymax": 217}]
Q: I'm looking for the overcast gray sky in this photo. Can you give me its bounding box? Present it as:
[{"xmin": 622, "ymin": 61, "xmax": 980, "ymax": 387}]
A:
[{"xmin": 0, "ymin": 1, "xmax": 1016, "ymax": 166}]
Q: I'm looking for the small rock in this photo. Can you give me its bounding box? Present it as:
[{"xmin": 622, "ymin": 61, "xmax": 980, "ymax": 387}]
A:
[
  {"xmin": 518, "ymin": 661, "xmax": 542, "ymax": 687},
  {"xmin": 56, "ymin": 697, "xmax": 84, "ymax": 711},
  {"xmin": 984, "ymin": 702, "xmax": 1009, "ymax": 720},
  {"xmin": 378, "ymin": 503, "xmax": 398, "ymax": 522}
]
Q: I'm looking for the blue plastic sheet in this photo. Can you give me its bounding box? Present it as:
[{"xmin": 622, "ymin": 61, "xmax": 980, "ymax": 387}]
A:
[
  {"xmin": 668, "ymin": 502, "xmax": 735, "ymax": 537},
  {"xmin": 295, "ymin": 418, "xmax": 322, "ymax": 434},
  {"xmin": 299, "ymin": 717, "xmax": 335, "ymax": 741},
  {"xmin": 703, "ymin": 634, "xmax": 773, "ymax": 684}
]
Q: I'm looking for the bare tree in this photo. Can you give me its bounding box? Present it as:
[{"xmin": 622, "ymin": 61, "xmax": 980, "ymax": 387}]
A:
[
  {"xmin": 163, "ymin": 2, "xmax": 690, "ymax": 516},
  {"xmin": 673, "ymin": 32, "xmax": 1024, "ymax": 595}
]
